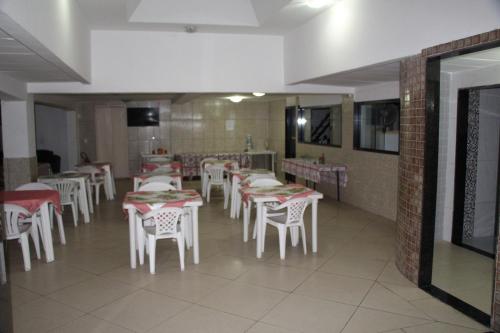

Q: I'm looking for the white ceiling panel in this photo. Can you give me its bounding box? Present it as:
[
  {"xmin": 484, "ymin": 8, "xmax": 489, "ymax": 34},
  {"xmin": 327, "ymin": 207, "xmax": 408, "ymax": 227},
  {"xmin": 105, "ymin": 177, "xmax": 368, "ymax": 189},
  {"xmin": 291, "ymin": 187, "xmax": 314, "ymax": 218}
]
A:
[{"xmin": 441, "ymin": 47, "xmax": 500, "ymax": 73}]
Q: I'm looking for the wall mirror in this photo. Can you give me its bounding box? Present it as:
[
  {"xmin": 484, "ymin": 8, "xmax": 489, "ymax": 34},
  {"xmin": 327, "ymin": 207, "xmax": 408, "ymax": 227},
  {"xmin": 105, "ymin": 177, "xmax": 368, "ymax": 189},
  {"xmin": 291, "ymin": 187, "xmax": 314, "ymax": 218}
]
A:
[{"xmin": 298, "ymin": 105, "xmax": 342, "ymax": 147}]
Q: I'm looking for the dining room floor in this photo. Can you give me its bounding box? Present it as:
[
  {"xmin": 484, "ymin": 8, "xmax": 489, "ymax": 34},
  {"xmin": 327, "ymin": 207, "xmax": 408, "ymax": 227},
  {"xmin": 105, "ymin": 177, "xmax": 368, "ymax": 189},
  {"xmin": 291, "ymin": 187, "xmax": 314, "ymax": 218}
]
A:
[{"xmin": 5, "ymin": 179, "xmax": 489, "ymax": 333}]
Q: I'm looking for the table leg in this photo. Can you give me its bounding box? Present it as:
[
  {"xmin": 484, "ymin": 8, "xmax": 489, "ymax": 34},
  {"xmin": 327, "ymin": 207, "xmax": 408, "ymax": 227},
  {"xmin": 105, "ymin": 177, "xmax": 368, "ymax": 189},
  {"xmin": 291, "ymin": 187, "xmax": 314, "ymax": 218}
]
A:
[
  {"xmin": 312, "ymin": 199, "xmax": 318, "ymax": 253},
  {"xmin": 56, "ymin": 212, "xmax": 66, "ymax": 245},
  {"xmin": 79, "ymin": 179, "xmax": 90, "ymax": 223},
  {"xmin": 336, "ymin": 170, "xmax": 340, "ymax": 201},
  {"xmin": 40, "ymin": 203, "xmax": 55, "ymax": 262},
  {"xmin": 103, "ymin": 166, "xmax": 112, "ymax": 200},
  {"xmin": 86, "ymin": 180, "xmax": 94, "ymax": 214},
  {"xmin": 230, "ymin": 176, "xmax": 237, "ymax": 219},
  {"xmin": 256, "ymin": 202, "xmax": 263, "ymax": 258},
  {"xmin": 128, "ymin": 208, "xmax": 137, "ymax": 269},
  {"xmin": 243, "ymin": 203, "xmax": 249, "ymax": 242},
  {"xmin": 176, "ymin": 176, "xmax": 182, "ymax": 190},
  {"xmin": 192, "ymin": 206, "xmax": 199, "ymax": 264},
  {"xmin": 134, "ymin": 178, "xmax": 139, "ymax": 192}
]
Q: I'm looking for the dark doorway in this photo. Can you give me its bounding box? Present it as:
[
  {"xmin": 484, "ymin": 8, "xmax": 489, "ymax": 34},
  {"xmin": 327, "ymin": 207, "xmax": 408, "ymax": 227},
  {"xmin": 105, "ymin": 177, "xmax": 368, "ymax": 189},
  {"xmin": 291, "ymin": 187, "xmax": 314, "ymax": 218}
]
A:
[{"xmin": 285, "ymin": 106, "xmax": 296, "ymax": 182}]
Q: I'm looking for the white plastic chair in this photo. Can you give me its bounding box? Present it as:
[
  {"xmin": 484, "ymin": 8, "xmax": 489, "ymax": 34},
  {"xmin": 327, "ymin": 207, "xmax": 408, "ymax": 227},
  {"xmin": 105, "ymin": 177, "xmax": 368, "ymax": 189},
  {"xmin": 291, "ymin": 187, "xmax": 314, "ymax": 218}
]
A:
[
  {"xmin": 75, "ymin": 165, "xmax": 105, "ymax": 205},
  {"xmin": 0, "ymin": 242, "xmax": 6, "ymax": 284},
  {"xmin": 206, "ymin": 165, "xmax": 227, "ymax": 204},
  {"xmin": 138, "ymin": 182, "xmax": 176, "ymax": 192},
  {"xmin": 51, "ymin": 180, "xmax": 79, "ymax": 227},
  {"xmin": 3, "ymin": 204, "xmax": 33, "ymax": 271},
  {"xmin": 200, "ymin": 158, "xmax": 215, "ymax": 197},
  {"xmin": 261, "ymin": 198, "xmax": 310, "ymax": 259},
  {"xmin": 140, "ymin": 207, "xmax": 185, "ymax": 274},
  {"xmin": 235, "ymin": 174, "xmax": 277, "ymax": 218},
  {"xmin": 242, "ymin": 178, "xmax": 283, "ymax": 242},
  {"xmin": 140, "ymin": 176, "xmax": 176, "ymax": 189}
]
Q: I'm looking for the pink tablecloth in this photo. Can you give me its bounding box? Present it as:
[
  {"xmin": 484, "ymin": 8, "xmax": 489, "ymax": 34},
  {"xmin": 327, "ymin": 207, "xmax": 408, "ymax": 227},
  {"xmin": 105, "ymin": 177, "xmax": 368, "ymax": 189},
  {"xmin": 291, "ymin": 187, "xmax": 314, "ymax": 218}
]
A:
[
  {"xmin": 282, "ymin": 159, "xmax": 348, "ymax": 187},
  {"xmin": 123, "ymin": 190, "xmax": 200, "ymax": 214},
  {"xmin": 133, "ymin": 171, "xmax": 183, "ymax": 181},
  {"xmin": 142, "ymin": 161, "xmax": 182, "ymax": 172},
  {"xmin": 0, "ymin": 190, "xmax": 62, "ymax": 214},
  {"xmin": 240, "ymin": 184, "xmax": 314, "ymax": 206}
]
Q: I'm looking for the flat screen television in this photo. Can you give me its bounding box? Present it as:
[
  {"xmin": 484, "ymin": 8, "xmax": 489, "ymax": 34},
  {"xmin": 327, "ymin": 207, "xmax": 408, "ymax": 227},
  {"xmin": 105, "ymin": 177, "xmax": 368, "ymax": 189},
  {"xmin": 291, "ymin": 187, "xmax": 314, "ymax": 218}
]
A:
[{"xmin": 127, "ymin": 107, "xmax": 159, "ymax": 127}]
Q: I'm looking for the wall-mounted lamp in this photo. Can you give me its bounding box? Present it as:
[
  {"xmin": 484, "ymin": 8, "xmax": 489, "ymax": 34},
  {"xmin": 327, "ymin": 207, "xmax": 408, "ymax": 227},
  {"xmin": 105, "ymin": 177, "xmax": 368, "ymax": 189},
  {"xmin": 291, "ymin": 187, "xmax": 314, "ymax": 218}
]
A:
[{"xmin": 297, "ymin": 117, "xmax": 307, "ymax": 125}]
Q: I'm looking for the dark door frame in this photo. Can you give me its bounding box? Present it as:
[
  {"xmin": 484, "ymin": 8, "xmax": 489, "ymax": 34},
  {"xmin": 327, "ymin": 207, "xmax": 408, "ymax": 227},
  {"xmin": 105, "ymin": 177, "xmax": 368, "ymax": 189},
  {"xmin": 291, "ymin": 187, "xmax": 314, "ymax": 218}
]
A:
[
  {"xmin": 285, "ymin": 106, "xmax": 297, "ymax": 182},
  {"xmin": 419, "ymin": 41, "xmax": 500, "ymax": 326}
]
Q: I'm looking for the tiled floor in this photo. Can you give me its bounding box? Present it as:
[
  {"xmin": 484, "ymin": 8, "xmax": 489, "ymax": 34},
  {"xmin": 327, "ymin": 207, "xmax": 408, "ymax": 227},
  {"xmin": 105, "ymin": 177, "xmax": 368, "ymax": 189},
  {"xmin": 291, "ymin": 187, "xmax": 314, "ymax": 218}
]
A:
[
  {"xmin": 432, "ymin": 241, "xmax": 494, "ymax": 314},
  {"xmin": 5, "ymin": 179, "xmax": 490, "ymax": 333}
]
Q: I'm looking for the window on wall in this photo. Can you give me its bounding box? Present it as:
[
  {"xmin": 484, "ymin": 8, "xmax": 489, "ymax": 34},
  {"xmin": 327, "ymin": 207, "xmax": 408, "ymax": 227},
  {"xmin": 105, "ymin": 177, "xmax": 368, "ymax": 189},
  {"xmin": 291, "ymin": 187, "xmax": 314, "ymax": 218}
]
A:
[
  {"xmin": 298, "ymin": 105, "xmax": 342, "ymax": 147},
  {"xmin": 354, "ymin": 99, "xmax": 400, "ymax": 154}
]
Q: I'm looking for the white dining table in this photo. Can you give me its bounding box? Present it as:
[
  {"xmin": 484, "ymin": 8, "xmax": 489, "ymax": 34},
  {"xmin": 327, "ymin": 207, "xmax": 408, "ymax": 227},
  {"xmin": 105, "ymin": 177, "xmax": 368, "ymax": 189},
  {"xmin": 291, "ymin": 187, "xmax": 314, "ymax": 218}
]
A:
[
  {"xmin": 229, "ymin": 169, "xmax": 275, "ymax": 219},
  {"xmin": 240, "ymin": 186, "xmax": 323, "ymax": 258},
  {"xmin": 123, "ymin": 193, "xmax": 203, "ymax": 269},
  {"xmin": 133, "ymin": 172, "xmax": 183, "ymax": 191}
]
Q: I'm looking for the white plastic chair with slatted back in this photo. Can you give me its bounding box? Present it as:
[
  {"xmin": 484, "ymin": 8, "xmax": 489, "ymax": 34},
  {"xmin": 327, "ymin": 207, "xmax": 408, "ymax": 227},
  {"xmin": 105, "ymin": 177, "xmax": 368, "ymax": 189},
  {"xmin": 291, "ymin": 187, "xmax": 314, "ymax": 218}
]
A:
[
  {"xmin": 51, "ymin": 180, "xmax": 79, "ymax": 227},
  {"xmin": 200, "ymin": 158, "xmax": 214, "ymax": 197},
  {"xmin": 15, "ymin": 182, "xmax": 56, "ymax": 258},
  {"xmin": 75, "ymin": 165, "xmax": 105, "ymax": 205},
  {"xmin": 3, "ymin": 204, "xmax": 34, "ymax": 271},
  {"xmin": 262, "ymin": 198, "xmax": 310, "ymax": 259},
  {"xmin": 140, "ymin": 176, "xmax": 176, "ymax": 190},
  {"xmin": 206, "ymin": 165, "xmax": 227, "ymax": 204},
  {"xmin": 140, "ymin": 207, "xmax": 185, "ymax": 274},
  {"xmin": 241, "ymin": 178, "xmax": 283, "ymax": 242}
]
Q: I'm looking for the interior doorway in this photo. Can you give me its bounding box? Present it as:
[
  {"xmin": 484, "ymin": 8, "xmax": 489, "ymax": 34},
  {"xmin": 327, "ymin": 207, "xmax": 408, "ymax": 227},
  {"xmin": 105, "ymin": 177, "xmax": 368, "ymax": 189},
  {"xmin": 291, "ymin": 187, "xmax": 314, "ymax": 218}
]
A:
[
  {"xmin": 452, "ymin": 86, "xmax": 500, "ymax": 257},
  {"xmin": 285, "ymin": 106, "xmax": 296, "ymax": 182}
]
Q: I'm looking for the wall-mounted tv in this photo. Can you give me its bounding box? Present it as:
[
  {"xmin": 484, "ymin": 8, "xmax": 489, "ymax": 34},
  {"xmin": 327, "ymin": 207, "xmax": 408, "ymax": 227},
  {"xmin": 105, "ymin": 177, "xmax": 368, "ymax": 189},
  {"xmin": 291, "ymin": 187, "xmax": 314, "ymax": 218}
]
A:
[{"xmin": 127, "ymin": 107, "xmax": 159, "ymax": 127}]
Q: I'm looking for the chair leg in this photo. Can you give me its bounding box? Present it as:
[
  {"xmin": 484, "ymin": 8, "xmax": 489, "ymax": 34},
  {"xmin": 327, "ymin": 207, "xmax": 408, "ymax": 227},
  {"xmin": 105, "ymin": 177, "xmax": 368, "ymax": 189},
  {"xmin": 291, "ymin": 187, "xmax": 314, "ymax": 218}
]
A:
[
  {"xmin": 0, "ymin": 243, "xmax": 6, "ymax": 284},
  {"xmin": 207, "ymin": 183, "xmax": 211, "ymax": 203},
  {"xmin": 290, "ymin": 227, "xmax": 299, "ymax": 247},
  {"xmin": 71, "ymin": 203, "xmax": 78, "ymax": 227},
  {"xmin": 301, "ymin": 224, "xmax": 307, "ymax": 255},
  {"xmin": 19, "ymin": 234, "xmax": 31, "ymax": 271},
  {"xmin": 95, "ymin": 184, "xmax": 100, "ymax": 205},
  {"xmin": 137, "ymin": 223, "xmax": 145, "ymax": 266},
  {"xmin": 177, "ymin": 234, "xmax": 185, "ymax": 271},
  {"xmin": 30, "ymin": 218, "xmax": 41, "ymax": 260},
  {"xmin": 278, "ymin": 226, "xmax": 287, "ymax": 260},
  {"xmin": 243, "ymin": 204, "xmax": 249, "ymax": 242},
  {"xmin": 223, "ymin": 181, "xmax": 229, "ymax": 209},
  {"xmin": 262, "ymin": 222, "xmax": 267, "ymax": 253},
  {"xmin": 56, "ymin": 213, "xmax": 66, "ymax": 245},
  {"xmin": 148, "ymin": 235, "xmax": 156, "ymax": 274}
]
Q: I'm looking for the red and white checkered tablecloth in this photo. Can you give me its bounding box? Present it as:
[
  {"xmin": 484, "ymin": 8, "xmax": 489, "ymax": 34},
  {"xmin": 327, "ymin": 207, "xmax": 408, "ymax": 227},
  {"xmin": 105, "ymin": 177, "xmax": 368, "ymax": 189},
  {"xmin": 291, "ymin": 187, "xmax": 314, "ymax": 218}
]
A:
[{"xmin": 282, "ymin": 158, "xmax": 348, "ymax": 187}]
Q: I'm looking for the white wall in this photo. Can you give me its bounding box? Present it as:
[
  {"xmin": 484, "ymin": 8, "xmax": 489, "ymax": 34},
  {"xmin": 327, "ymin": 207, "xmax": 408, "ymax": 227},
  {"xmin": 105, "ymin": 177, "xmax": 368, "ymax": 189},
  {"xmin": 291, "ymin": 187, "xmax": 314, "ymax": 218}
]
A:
[
  {"xmin": 1, "ymin": 96, "xmax": 35, "ymax": 158},
  {"xmin": 354, "ymin": 81, "xmax": 399, "ymax": 102},
  {"xmin": 0, "ymin": 72, "xmax": 27, "ymax": 100},
  {"xmin": 27, "ymin": 30, "xmax": 353, "ymax": 95},
  {"xmin": 284, "ymin": 0, "xmax": 500, "ymax": 84},
  {"xmin": 34, "ymin": 104, "xmax": 77, "ymax": 171},
  {"xmin": 0, "ymin": 0, "xmax": 91, "ymax": 82}
]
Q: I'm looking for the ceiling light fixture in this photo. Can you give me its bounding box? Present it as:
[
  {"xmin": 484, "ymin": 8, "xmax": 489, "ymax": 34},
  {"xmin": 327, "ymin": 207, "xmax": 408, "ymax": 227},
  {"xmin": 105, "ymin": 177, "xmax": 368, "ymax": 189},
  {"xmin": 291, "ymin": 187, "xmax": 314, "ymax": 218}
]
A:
[
  {"xmin": 0, "ymin": 37, "xmax": 14, "ymax": 41},
  {"xmin": 305, "ymin": 0, "xmax": 333, "ymax": 9},
  {"xmin": 184, "ymin": 25, "xmax": 197, "ymax": 33},
  {"xmin": 252, "ymin": 92, "xmax": 266, "ymax": 97},
  {"xmin": 227, "ymin": 95, "xmax": 245, "ymax": 103}
]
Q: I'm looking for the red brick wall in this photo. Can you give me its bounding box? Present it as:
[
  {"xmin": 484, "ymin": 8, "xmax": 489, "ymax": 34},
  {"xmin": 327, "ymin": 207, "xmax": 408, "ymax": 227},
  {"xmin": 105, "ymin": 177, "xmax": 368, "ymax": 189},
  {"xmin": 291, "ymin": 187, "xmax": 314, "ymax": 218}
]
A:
[{"xmin": 395, "ymin": 29, "xmax": 500, "ymax": 328}]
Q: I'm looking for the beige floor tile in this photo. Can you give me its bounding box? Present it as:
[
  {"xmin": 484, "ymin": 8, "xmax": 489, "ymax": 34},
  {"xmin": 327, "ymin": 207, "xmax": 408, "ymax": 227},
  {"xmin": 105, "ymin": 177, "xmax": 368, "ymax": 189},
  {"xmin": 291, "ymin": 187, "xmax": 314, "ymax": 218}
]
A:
[
  {"xmin": 100, "ymin": 264, "xmax": 160, "ymax": 288},
  {"xmin": 193, "ymin": 255, "xmax": 258, "ymax": 279},
  {"xmin": 265, "ymin": 250, "xmax": 331, "ymax": 271},
  {"xmin": 261, "ymin": 294, "xmax": 356, "ymax": 333},
  {"xmin": 10, "ymin": 285, "xmax": 41, "ymax": 307},
  {"xmin": 236, "ymin": 264, "xmax": 312, "ymax": 292},
  {"xmin": 10, "ymin": 261, "xmax": 96, "ymax": 295},
  {"xmin": 49, "ymin": 314, "xmax": 134, "ymax": 333},
  {"xmin": 149, "ymin": 305, "xmax": 255, "ymax": 333},
  {"xmin": 378, "ymin": 281, "xmax": 431, "ymax": 302},
  {"xmin": 361, "ymin": 283, "xmax": 431, "ymax": 319},
  {"xmin": 319, "ymin": 254, "xmax": 387, "ymax": 280},
  {"xmin": 294, "ymin": 271, "xmax": 374, "ymax": 305},
  {"xmin": 410, "ymin": 298, "xmax": 488, "ymax": 330},
  {"xmin": 402, "ymin": 322, "xmax": 485, "ymax": 333},
  {"xmin": 341, "ymin": 307, "xmax": 431, "ymax": 333},
  {"xmin": 91, "ymin": 289, "xmax": 190, "ymax": 332},
  {"xmin": 144, "ymin": 270, "xmax": 230, "ymax": 302},
  {"xmin": 198, "ymin": 282, "xmax": 288, "ymax": 320},
  {"xmin": 13, "ymin": 297, "xmax": 84, "ymax": 333},
  {"xmin": 378, "ymin": 261, "xmax": 416, "ymax": 287},
  {"xmin": 47, "ymin": 276, "xmax": 138, "ymax": 312},
  {"xmin": 247, "ymin": 322, "xmax": 303, "ymax": 333}
]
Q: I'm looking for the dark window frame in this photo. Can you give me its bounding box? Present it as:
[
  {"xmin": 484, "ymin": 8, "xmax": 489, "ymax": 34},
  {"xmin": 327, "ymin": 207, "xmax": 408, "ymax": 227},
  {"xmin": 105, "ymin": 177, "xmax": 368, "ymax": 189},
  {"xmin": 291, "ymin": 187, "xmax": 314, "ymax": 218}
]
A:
[
  {"xmin": 297, "ymin": 104, "xmax": 342, "ymax": 148},
  {"xmin": 353, "ymin": 98, "xmax": 400, "ymax": 155}
]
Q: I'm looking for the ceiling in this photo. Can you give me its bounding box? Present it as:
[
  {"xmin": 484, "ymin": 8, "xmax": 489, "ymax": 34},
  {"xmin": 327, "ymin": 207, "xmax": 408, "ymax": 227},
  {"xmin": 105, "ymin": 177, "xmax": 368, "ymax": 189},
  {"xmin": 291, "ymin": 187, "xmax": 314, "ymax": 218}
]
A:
[
  {"xmin": 441, "ymin": 47, "xmax": 500, "ymax": 73},
  {"xmin": 75, "ymin": 0, "xmax": 338, "ymax": 35},
  {"xmin": 0, "ymin": 29, "xmax": 74, "ymax": 82},
  {"xmin": 303, "ymin": 61, "xmax": 401, "ymax": 87}
]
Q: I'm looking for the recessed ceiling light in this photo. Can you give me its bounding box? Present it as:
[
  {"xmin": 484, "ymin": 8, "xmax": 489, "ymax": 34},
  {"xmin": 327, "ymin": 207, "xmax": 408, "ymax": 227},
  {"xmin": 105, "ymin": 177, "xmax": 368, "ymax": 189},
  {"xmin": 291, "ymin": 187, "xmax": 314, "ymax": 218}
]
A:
[
  {"xmin": 227, "ymin": 96, "xmax": 245, "ymax": 103},
  {"xmin": 305, "ymin": 0, "xmax": 333, "ymax": 9},
  {"xmin": 252, "ymin": 92, "xmax": 265, "ymax": 97},
  {"xmin": 184, "ymin": 25, "xmax": 197, "ymax": 33}
]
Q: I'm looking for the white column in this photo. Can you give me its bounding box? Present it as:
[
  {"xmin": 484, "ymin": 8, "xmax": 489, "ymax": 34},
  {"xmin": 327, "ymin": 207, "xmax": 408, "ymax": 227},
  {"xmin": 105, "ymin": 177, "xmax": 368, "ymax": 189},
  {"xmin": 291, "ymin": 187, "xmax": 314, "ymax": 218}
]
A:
[{"xmin": 1, "ymin": 95, "xmax": 37, "ymax": 189}]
